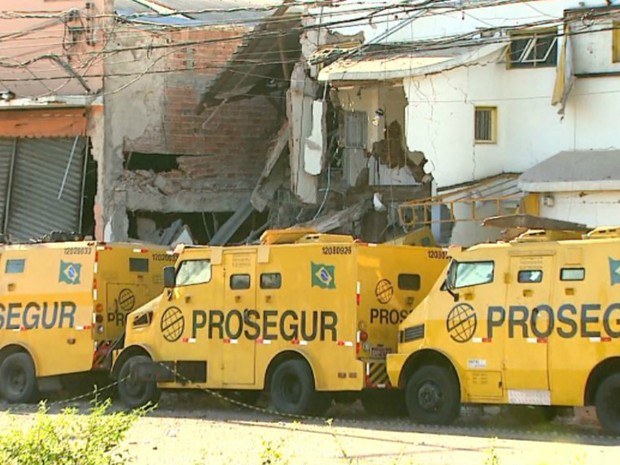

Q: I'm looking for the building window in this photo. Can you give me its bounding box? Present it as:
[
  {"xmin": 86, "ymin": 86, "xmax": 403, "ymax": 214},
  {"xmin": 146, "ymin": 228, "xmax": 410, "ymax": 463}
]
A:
[
  {"xmin": 613, "ymin": 21, "xmax": 620, "ymax": 63},
  {"xmin": 509, "ymin": 29, "xmax": 558, "ymax": 68},
  {"xmin": 474, "ymin": 107, "xmax": 497, "ymax": 143},
  {"xmin": 344, "ymin": 111, "xmax": 367, "ymax": 149}
]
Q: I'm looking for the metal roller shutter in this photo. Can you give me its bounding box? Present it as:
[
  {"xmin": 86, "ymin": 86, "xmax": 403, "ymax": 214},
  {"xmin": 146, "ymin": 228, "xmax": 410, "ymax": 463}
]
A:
[
  {"xmin": 0, "ymin": 139, "xmax": 15, "ymax": 233},
  {"xmin": 6, "ymin": 137, "xmax": 86, "ymax": 242}
]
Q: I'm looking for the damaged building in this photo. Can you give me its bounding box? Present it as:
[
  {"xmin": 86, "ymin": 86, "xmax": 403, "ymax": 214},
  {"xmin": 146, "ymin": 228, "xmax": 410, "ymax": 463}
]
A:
[
  {"xmin": 295, "ymin": 0, "xmax": 620, "ymax": 245},
  {"xmin": 105, "ymin": 0, "xmax": 301, "ymax": 244}
]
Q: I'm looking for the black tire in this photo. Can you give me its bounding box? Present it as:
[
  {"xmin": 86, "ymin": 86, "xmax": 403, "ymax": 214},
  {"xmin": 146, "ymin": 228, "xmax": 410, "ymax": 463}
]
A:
[
  {"xmin": 270, "ymin": 359, "xmax": 330, "ymax": 416},
  {"xmin": 117, "ymin": 355, "xmax": 160, "ymax": 409},
  {"xmin": 595, "ymin": 373, "xmax": 620, "ymax": 435},
  {"xmin": 361, "ymin": 389, "xmax": 406, "ymax": 417},
  {"xmin": 0, "ymin": 353, "xmax": 38, "ymax": 403},
  {"xmin": 405, "ymin": 365, "xmax": 460, "ymax": 425}
]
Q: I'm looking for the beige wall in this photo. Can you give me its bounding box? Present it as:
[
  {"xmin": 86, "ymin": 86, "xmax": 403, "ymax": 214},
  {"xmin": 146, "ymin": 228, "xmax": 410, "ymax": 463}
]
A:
[{"xmin": 0, "ymin": 0, "xmax": 106, "ymax": 98}]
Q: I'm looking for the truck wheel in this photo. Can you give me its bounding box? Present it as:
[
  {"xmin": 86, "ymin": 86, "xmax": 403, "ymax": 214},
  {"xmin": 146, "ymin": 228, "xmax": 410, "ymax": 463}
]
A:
[
  {"xmin": 271, "ymin": 359, "xmax": 322, "ymax": 416},
  {"xmin": 405, "ymin": 365, "xmax": 460, "ymax": 425},
  {"xmin": 0, "ymin": 353, "xmax": 38, "ymax": 403},
  {"xmin": 118, "ymin": 355, "xmax": 160, "ymax": 409},
  {"xmin": 595, "ymin": 373, "xmax": 620, "ymax": 435}
]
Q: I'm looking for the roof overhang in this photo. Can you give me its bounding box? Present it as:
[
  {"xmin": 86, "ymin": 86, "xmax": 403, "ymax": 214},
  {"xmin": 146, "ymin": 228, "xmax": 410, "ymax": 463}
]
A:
[
  {"xmin": 0, "ymin": 95, "xmax": 101, "ymax": 110},
  {"xmin": 519, "ymin": 150, "xmax": 620, "ymax": 192},
  {"xmin": 317, "ymin": 42, "xmax": 508, "ymax": 83}
]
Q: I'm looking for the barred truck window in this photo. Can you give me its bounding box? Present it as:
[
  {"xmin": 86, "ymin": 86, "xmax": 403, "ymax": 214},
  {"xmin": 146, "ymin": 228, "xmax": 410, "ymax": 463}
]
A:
[
  {"xmin": 450, "ymin": 261, "xmax": 494, "ymax": 289},
  {"xmin": 176, "ymin": 259, "xmax": 212, "ymax": 286}
]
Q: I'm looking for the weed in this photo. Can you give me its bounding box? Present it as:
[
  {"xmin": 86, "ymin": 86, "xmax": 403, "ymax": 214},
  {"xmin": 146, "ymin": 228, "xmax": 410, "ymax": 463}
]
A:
[
  {"xmin": 260, "ymin": 438, "xmax": 289, "ymax": 465},
  {"xmin": 0, "ymin": 399, "xmax": 145, "ymax": 465}
]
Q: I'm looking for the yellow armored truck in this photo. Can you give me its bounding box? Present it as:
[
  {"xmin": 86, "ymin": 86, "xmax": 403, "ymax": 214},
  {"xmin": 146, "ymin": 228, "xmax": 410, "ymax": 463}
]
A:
[
  {"xmin": 387, "ymin": 227, "xmax": 620, "ymax": 434},
  {"xmin": 114, "ymin": 229, "xmax": 448, "ymax": 415},
  {"xmin": 0, "ymin": 241, "xmax": 175, "ymax": 402}
]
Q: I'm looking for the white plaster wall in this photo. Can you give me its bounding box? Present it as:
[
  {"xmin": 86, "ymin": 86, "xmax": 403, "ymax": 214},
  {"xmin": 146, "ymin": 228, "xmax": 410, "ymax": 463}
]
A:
[
  {"xmin": 307, "ymin": 1, "xmax": 615, "ymax": 47},
  {"xmin": 572, "ymin": 20, "xmax": 620, "ymax": 75},
  {"xmin": 403, "ymin": 58, "xmax": 620, "ymax": 188},
  {"xmin": 539, "ymin": 191, "xmax": 620, "ymax": 227}
]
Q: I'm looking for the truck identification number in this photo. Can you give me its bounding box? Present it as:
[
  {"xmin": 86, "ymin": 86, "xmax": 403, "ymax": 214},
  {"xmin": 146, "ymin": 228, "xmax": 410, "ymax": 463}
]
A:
[{"xmin": 322, "ymin": 246, "xmax": 352, "ymax": 255}]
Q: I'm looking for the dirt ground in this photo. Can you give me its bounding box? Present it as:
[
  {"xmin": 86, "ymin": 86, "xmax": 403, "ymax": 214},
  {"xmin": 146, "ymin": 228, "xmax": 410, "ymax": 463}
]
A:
[{"xmin": 1, "ymin": 391, "xmax": 619, "ymax": 465}]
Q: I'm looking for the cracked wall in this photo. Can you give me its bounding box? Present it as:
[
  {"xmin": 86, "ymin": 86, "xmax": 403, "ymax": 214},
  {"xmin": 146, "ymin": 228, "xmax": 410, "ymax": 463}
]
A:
[{"xmin": 102, "ymin": 25, "xmax": 281, "ymax": 240}]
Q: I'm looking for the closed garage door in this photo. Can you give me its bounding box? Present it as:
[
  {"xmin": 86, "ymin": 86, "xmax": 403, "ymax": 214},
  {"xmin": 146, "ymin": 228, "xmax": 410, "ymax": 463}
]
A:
[{"xmin": 1, "ymin": 137, "xmax": 86, "ymax": 242}]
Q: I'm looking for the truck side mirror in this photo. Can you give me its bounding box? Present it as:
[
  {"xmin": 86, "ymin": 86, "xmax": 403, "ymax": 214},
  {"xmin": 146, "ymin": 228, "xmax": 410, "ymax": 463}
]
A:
[
  {"xmin": 163, "ymin": 266, "xmax": 176, "ymax": 288},
  {"xmin": 441, "ymin": 280, "xmax": 459, "ymax": 302}
]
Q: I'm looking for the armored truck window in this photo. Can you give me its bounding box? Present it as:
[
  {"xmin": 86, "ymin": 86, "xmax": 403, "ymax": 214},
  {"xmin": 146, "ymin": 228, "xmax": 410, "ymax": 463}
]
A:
[
  {"xmin": 129, "ymin": 258, "xmax": 149, "ymax": 272},
  {"xmin": 448, "ymin": 261, "xmax": 494, "ymax": 289},
  {"xmin": 231, "ymin": 274, "xmax": 251, "ymax": 290},
  {"xmin": 176, "ymin": 259, "xmax": 212, "ymax": 286},
  {"xmin": 260, "ymin": 273, "xmax": 281, "ymax": 289},
  {"xmin": 560, "ymin": 267, "xmax": 585, "ymax": 281},
  {"xmin": 398, "ymin": 273, "xmax": 420, "ymax": 290},
  {"xmin": 5, "ymin": 259, "xmax": 25, "ymax": 273},
  {"xmin": 518, "ymin": 270, "xmax": 543, "ymax": 283}
]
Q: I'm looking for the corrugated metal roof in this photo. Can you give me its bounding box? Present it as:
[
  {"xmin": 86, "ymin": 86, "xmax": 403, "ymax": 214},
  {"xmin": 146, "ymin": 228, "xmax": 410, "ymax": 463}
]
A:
[{"xmin": 115, "ymin": 0, "xmax": 278, "ymax": 27}]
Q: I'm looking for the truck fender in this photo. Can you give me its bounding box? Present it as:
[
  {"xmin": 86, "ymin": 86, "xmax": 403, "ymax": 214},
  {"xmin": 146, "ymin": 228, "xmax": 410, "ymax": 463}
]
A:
[{"xmin": 112, "ymin": 344, "xmax": 155, "ymax": 379}]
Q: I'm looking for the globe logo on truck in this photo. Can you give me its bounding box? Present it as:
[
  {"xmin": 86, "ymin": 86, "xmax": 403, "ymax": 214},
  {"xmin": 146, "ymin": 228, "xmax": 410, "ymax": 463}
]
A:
[
  {"xmin": 446, "ymin": 303, "xmax": 477, "ymax": 343},
  {"xmin": 375, "ymin": 279, "xmax": 394, "ymax": 304},
  {"xmin": 161, "ymin": 306, "xmax": 184, "ymax": 342}
]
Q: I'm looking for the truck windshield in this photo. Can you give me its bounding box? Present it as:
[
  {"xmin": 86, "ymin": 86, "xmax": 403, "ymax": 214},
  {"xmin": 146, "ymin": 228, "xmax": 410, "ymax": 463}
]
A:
[
  {"xmin": 446, "ymin": 260, "xmax": 494, "ymax": 289},
  {"xmin": 176, "ymin": 259, "xmax": 212, "ymax": 286}
]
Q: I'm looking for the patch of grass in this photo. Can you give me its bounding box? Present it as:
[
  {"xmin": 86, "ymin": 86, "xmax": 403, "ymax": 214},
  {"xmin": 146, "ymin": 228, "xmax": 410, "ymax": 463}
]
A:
[{"xmin": 0, "ymin": 399, "xmax": 146, "ymax": 465}]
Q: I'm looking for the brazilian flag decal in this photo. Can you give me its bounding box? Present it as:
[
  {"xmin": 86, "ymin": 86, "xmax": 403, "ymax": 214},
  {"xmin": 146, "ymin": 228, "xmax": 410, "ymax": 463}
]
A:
[
  {"xmin": 610, "ymin": 257, "xmax": 620, "ymax": 285},
  {"xmin": 311, "ymin": 262, "xmax": 335, "ymax": 289},
  {"xmin": 59, "ymin": 261, "xmax": 81, "ymax": 285}
]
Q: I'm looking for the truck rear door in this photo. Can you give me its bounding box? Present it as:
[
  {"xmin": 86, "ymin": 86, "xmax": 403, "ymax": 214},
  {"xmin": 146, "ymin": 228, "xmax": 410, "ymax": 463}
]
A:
[
  {"xmin": 503, "ymin": 254, "xmax": 554, "ymax": 403},
  {"xmin": 222, "ymin": 249, "xmax": 257, "ymax": 385}
]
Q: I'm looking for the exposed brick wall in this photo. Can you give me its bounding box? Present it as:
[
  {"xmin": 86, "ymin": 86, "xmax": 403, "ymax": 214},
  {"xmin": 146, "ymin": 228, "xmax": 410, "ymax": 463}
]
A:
[{"xmin": 127, "ymin": 26, "xmax": 281, "ymax": 189}]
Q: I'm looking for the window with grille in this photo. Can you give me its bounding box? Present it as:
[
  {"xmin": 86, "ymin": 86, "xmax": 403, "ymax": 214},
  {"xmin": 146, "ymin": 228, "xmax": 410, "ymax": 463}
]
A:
[
  {"xmin": 509, "ymin": 29, "xmax": 558, "ymax": 68},
  {"xmin": 474, "ymin": 107, "xmax": 497, "ymax": 144},
  {"xmin": 344, "ymin": 111, "xmax": 367, "ymax": 149}
]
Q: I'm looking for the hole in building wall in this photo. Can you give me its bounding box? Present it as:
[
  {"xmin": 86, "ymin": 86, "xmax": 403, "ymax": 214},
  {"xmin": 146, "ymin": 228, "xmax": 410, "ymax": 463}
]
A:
[
  {"xmin": 125, "ymin": 152, "xmax": 179, "ymax": 172},
  {"xmin": 127, "ymin": 210, "xmax": 270, "ymax": 245},
  {"xmin": 80, "ymin": 142, "xmax": 98, "ymax": 238}
]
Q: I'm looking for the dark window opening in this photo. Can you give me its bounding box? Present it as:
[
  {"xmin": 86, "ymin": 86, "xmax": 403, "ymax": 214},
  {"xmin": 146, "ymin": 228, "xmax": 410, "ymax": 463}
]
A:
[
  {"xmin": 129, "ymin": 258, "xmax": 149, "ymax": 272},
  {"xmin": 509, "ymin": 29, "xmax": 558, "ymax": 68},
  {"xmin": 231, "ymin": 274, "xmax": 251, "ymax": 290},
  {"xmin": 127, "ymin": 210, "xmax": 270, "ymax": 246},
  {"xmin": 80, "ymin": 142, "xmax": 98, "ymax": 239},
  {"xmin": 260, "ymin": 273, "xmax": 282, "ymax": 289},
  {"xmin": 398, "ymin": 273, "xmax": 421, "ymax": 291},
  {"xmin": 125, "ymin": 152, "xmax": 179, "ymax": 172}
]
